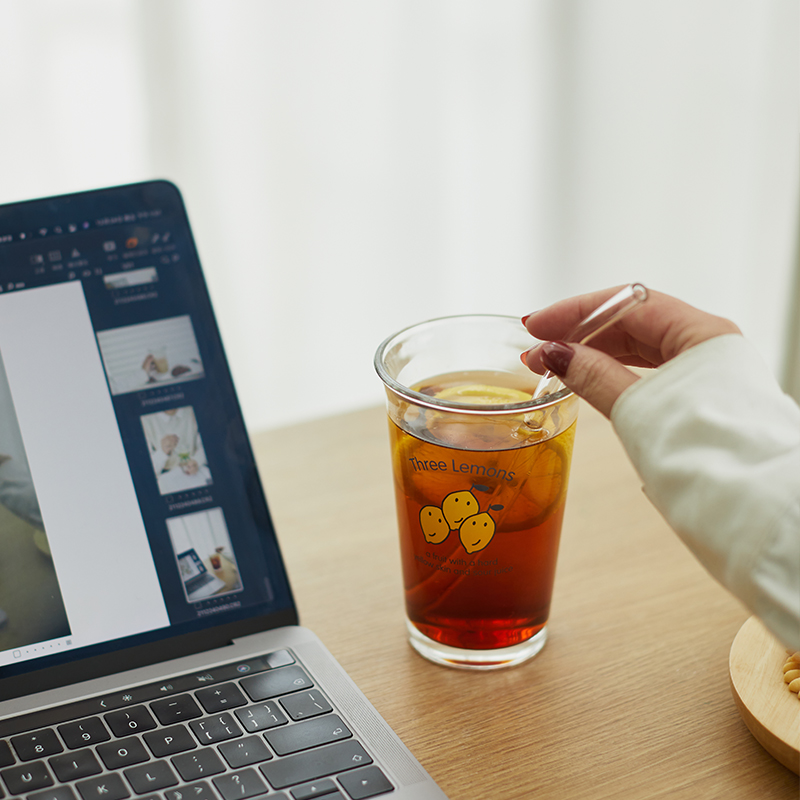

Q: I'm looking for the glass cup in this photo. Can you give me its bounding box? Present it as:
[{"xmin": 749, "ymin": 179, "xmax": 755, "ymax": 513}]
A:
[
  {"xmin": 374, "ymin": 315, "xmax": 579, "ymax": 669},
  {"xmin": 152, "ymin": 345, "xmax": 169, "ymax": 374}
]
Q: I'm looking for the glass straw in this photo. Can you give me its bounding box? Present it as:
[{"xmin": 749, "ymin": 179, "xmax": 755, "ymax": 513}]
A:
[{"xmin": 531, "ymin": 283, "xmax": 649, "ymax": 400}]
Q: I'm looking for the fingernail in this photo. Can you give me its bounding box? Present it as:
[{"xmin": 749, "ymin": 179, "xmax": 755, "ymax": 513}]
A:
[
  {"xmin": 540, "ymin": 341, "xmax": 574, "ymax": 378},
  {"xmin": 520, "ymin": 348, "xmax": 531, "ymax": 366},
  {"xmin": 521, "ymin": 313, "xmax": 534, "ymax": 325}
]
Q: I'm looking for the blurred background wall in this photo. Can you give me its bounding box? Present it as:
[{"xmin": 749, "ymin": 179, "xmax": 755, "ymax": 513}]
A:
[{"xmin": 1, "ymin": 0, "xmax": 797, "ymax": 431}]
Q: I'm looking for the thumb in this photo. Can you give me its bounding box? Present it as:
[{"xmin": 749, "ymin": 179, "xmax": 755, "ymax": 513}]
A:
[{"xmin": 537, "ymin": 341, "xmax": 640, "ymax": 418}]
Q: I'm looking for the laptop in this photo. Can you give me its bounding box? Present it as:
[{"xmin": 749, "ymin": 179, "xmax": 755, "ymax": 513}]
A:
[{"xmin": 0, "ymin": 181, "xmax": 448, "ymax": 800}]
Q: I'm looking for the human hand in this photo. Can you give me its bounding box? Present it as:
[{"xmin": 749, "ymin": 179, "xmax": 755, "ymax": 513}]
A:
[
  {"xmin": 161, "ymin": 434, "xmax": 179, "ymax": 455},
  {"xmin": 521, "ymin": 286, "xmax": 741, "ymax": 418}
]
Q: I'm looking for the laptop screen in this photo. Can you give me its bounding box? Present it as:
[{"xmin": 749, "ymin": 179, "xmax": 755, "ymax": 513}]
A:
[{"xmin": 0, "ymin": 181, "xmax": 297, "ymax": 698}]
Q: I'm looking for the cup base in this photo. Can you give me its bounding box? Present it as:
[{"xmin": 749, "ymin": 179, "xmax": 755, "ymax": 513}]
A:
[{"xmin": 406, "ymin": 620, "xmax": 547, "ymax": 670}]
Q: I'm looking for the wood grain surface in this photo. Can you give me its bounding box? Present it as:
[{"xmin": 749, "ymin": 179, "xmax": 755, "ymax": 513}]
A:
[{"xmin": 251, "ymin": 401, "xmax": 799, "ymax": 799}]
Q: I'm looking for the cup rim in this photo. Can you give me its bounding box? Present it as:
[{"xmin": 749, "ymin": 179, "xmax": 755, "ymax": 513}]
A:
[{"xmin": 374, "ymin": 313, "xmax": 573, "ymax": 415}]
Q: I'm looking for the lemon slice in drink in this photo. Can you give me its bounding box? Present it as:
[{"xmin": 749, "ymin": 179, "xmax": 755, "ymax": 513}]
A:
[
  {"xmin": 426, "ymin": 384, "xmax": 533, "ymax": 449},
  {"xmin": 433, "ymin": 384, "xmax": 531, "ymax": 405},
  {"xmin": 504, "ymin": 423, "xmax": 575, "ymax": 529}
]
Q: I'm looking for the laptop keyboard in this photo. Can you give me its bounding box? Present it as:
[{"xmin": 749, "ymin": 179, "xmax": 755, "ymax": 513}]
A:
[{"xmin": 0, "ymin": 650, "xmax": 394, "ymax": 800}]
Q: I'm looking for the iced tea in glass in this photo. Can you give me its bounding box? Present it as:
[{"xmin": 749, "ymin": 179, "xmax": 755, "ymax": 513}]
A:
[{"xmin": 375, "ymin": 316, "xmax": 578, "ymax": 669}]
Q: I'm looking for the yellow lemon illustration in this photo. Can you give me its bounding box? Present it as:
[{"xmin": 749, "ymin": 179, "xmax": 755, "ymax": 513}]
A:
[
  {"xmin": 419, "ymin": 506, "xmax": 450, "ymax": 544},
  {"xmin": 442, "ymin": 490, "xmax": 479, "ymax": 529},
  {"xmin": 459, "ymin": 512, "xmax": 496, "ymax": 554}
]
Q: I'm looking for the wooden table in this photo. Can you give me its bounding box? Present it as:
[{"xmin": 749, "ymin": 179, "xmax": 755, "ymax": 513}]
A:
[{"xmin": 251, "ymin": 402, "xmax": 799, "ymax": 799}]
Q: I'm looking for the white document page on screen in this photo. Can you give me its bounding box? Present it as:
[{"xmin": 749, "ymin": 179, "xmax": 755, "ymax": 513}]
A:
[{"xmin": 0, "ymin": 282, "xmax": 169, "ymax": 658}]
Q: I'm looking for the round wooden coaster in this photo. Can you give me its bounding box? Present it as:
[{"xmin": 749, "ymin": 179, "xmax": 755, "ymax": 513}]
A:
[{"xmin": 729, "ymin": 616, "xmax": 799, "ymax": 775}]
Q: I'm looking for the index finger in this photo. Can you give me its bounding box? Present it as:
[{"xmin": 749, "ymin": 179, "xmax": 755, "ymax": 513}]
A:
[
  {"xmin": 523, "ymin": 285, "xmax": 634, "ymax": 342},
  {"xmin": 523, "ymin": 286, "xmax": 740, "ymax": 366},
  {"xmin": 523, "ymin": 285, "xmax": 658, "ymax": 365}
]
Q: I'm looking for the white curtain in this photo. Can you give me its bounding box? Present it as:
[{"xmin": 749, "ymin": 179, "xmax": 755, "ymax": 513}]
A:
[{"xmin": 1, "ymin": 0, "xmax": 797, "ymax": 430}]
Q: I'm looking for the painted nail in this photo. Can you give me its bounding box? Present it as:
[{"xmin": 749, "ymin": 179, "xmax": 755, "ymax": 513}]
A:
[
  {"xmin": 521, "ymin": 313, "xmax": 532, "ymax": 325},
  {"xmin": 540, "ymin": 341, "xmax": 574, "ymax": 378}
]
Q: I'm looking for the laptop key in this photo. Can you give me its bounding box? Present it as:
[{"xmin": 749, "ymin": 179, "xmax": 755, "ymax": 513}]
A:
[
  {"xmin": 264, "ymin": 716, "xmax": 351, "ymax": 756},
  {"xmin": 259, "ymin": 741, "xmax": 373, "ymax": 790},
  {"xmin": 150, "ymin": 696, "xmax": 203, "ymax": 725},
  {"xmin": 96, "ymin": 737, "xmax": 150, "ymax": 769},
  {"xmin": 28, "ymin": 786, "xmax": 78, "ymax": 800},
  {"xmin": 264, "ymin": 650, "xmax": 295, "ymax": 669},
  {"xmin": 279, "ymin": 691, "xmax": 332, "ymax": 722},
  {"xmin": 124, "ymin": 759, "xmax": 179, "ymax": 794},
  {"xmin": 0, "ymin": 741, "xmax": 13, "ymax": 768},
  {"xmin": 234, "ymin": 702, "xmax": 288, "ymax": 732},
  {"xmin": 11, "ymin": 729, "xmax": 63, "ymax": 761},
  {"xmin": 143, "ymin": 724, "xmax": 197, "ymax": 757},
  {"xmin": 0, "ymin": 760, "xmax": 54, "ymax": 794},
  {"xmin": 240, "ymin": 667, "xmax": 313, "ymax": 701},
  {"xmin": 104, "ymin": 707, "xmax": 157, "ymax": 737},
  {"xmin": 212, "ymin": 767, "xmax": 269, "ymax": 800},
  {"xmin": 294, "ymin": 792, "xmax": 344, "ymax": 800},
  {"xmin": 75, "ymin": 772, "xmax": 130, "ymax": 800},
  {"xmin": 217, "ymin": 736, "xmax": 272, "ymax": 769},
  {"xmin": 164, "ymin": 781, "xmax": 212, "ymax": 800},
  {"xmin": 288, "ymin": 778, "xmax": 338, "ymax": 799},
  {"xmin": 164, "ymin": 780, "xmax": 217, "ymax": 800},
  {"xmin": 195, "ymin": 684, "xmax": 247, "ymax": 714},
  {"xmin": 48, "ymin": 748, "xmax": 102, "ymax": 782},
  {"xmin": 337, "ymin": 766, "xmax": 394, "ymax": 799},
  {"xmin": 189, "ymin": 714, "xmax": 242, "ymax": 745},
  {"xmin": 58, "ymin": 718, "xmax": 111, "ymax": 749},
  {"xmin": 171, "ymin": 748, "xmax": 226, "ymax": 781}
]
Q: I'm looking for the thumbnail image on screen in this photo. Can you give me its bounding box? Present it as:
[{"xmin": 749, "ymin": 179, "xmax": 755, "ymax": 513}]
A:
[
  {"xmin": 141, "ymin": 406, "xmax": 212, "ymax": 495},
  {"xmin": 96, "ymin": 315, "xmax": 205, "ymax": 396},
  {"xmin": 103, "ymin": 266, "xmax": 159, "ymax": 290},
  {"xmin": 166, "ymin": 508, "xmax": 242, "ymax": 604}
]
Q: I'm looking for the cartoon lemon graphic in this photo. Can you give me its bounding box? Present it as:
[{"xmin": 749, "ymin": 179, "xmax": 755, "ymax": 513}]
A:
[
  {"xmin": 419, "ymin": 506, "xmax": 450, "ymax": 544},
  {"xmin": 441, "ymin": 490, "xmax": 479, "ymax": 530},
  {"xmin": 459, "ymin": 512, "xmax": 496, "ymax": 554}
]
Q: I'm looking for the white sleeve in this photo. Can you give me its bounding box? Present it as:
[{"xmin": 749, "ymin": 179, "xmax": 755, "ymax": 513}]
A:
[
  {"xmin": 610, "ymin": 334, "xmax": 800, "ymax": 649},
  {"xmin": 141, "ymin": 415, "xmax": 169, "ymax": 474}
]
